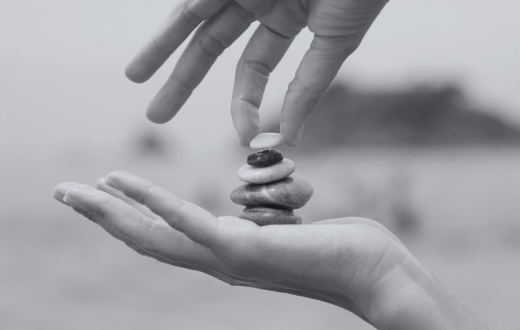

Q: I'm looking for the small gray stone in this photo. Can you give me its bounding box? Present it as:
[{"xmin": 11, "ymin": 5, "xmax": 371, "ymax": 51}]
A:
[
  {"xmin": 231, "ymin": 174, "xmax": 313, "ymax": 209},
  {"xmin": 239, "ymin": 207, "xmax": 302, "ymax": 226}
]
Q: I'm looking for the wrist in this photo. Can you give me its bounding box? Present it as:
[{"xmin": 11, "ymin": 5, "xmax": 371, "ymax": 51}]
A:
[{"xmin": 361, "ymin": 257, "xmax": 488, "ymax": 330}]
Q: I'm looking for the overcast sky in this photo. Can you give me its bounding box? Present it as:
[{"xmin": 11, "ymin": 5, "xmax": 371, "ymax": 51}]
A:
[{"xmin": 1, "ymin": 0, "xmax": 519, "ymax": 158}]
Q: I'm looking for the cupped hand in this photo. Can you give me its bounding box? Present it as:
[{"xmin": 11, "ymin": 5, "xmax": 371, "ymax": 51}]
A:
[
  {"xmin": 126, "ymin": 0, "xmax": 388, "ymax": 147},
  {"xmin": 53, "ymin": 171, "xmax": 430, "ymax": 327}
]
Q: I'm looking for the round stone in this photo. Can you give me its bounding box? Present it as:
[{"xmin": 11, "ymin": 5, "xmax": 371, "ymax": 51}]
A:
[
  {"xmin": 238, "ymin": 159, "xmax": 295, "ymax": 184},
  {"xmin": 239, "ymin": 207, "xmax": 302, "ymax": 226},
  {"xmin": 247, "ymin": 149, "xmax": 283, "ymax": 167},
  {"xmin": 250, "ymin": 133, "xmax": 282, "ymax": 149},
  {"xmin": 230, "ymin": 174, "xmax": 313, "ymax": 210}
]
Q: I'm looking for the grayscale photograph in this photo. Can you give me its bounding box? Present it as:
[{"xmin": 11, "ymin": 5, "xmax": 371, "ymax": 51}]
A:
[{"xmin": 1, "ymin": 0, "xmax": 519, "ymax": 329}]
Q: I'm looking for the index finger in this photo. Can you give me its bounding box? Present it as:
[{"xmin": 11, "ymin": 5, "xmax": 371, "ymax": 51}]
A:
[
  {"xmin": 104, "ymin": 171, "xmax": 225, "ymax": 250},
  {"xmin": 231, "ymin": 24, "xmax": 295, "ymax": 146},
  {"xmin": 125, "ymin": 0, "xmax": 229, "ymax": 83}
]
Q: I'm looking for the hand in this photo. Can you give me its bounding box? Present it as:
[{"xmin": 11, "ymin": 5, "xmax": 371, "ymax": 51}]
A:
[
  {"xmin": 125, "ymin": 0, "xmax": 388, "ymax": 147},
  {"xmin": 53, "ymin": 171, "xmax": 488, "ymax": 329}
]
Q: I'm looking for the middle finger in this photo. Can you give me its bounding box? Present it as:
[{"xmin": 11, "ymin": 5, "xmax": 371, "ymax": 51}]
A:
[{"xmin": 147, "ymin": 2, "xmax": 256, "ymax": 124}]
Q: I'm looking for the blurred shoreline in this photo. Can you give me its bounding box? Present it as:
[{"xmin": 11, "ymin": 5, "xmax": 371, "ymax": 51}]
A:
[{"xmin": 2, "ymin": 145, "xmax": 520, "ymax": 330}]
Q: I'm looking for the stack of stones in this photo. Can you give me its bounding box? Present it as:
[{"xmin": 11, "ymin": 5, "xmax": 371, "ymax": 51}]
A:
[{"xmin": 230, "ymin": 148, "xmax": 313, "ymax": 226}]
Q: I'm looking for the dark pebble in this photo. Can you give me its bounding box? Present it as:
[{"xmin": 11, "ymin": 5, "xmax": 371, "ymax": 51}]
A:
[
  {"xmin": 247, "ymin": 149, "xmax": 283, "ymax": 167},
  {"xmin": 239, "ymin": 207, "xmax": 302, "ymax": 226}
]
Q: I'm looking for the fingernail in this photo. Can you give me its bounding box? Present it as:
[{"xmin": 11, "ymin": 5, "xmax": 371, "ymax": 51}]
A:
[
  {"xmin": 63, "ymin": 194, "xmax": 77, "ymax": 206},
  {"xmin": 106, "ymin": 171, "xmax": 128, "ymax": 189},
  {"xmin": 104, "ymin": 177, "xmax": 119, "ymax": 190},
  {"xmin": 289, "ymin": 124, "xmax": 304, "ymax": 148},
  {"xmin": 95, "ymin": 177, "xmax": 106, "ymax": 188}
]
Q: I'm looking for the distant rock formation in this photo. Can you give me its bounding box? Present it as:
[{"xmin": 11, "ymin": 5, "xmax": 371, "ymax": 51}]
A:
[{"xmin": 266, "ymin": 82, "xmax": 520, "ymax": 149}]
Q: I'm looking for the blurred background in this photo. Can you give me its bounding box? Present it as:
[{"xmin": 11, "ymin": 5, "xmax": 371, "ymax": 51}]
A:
[{"xmin": 1, "ymin": 0, "xmax": 519, "ymax": 329}]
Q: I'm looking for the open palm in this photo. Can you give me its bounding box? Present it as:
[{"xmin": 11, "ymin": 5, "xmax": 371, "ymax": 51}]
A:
[
  {"xmin": 53, "ymin": 170, "xmax": 423, "ymax": 326},
  {"xmin": 126, "ymin": 0, "xmax": 388, "ymax": 147}
]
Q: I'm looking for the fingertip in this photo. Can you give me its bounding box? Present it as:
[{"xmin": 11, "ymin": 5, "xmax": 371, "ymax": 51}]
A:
[
  {"xmin": 105, "ymin": 171, "xmax": 132, "ymax": 187},
  {"xmin": 282, "ymin": 123, "xmax": 304, "ymax": 149},
  {"xmin": 281, "ymin": 126, "xmax": 297, "ymax": 148},
  {"xmin": 125, "ymin": 43, "xmax": 169, "ymax": 83},
  {"xmin": 104, "ymin": 174, "xmax": 123, "ymax": 190},
  {"xmin": 96, "ymin": 178, "xmax": 133, "ymax": 209},
  {"xmin": 107, "ymin": 170, "xmax": 131, "ymax": 178},
  {"xmin": 53, "ymin": 182, "xmax": 79, "ymax": 204},
  {"xmin": 52, "ymin": 189, "xmax": 64, "ymax": 202},
  {"xmin": 62, "ymin": 192, "xmax": 77, "ymax": 207},
  {"xmin": 237, "ymin": 128, "xmax": 258, "ymax": 148},
  {"xmin": 239, "ymin": 139, "xmax": 251, "ymax": 147},
  {"xmin": 63, "ymin": 184, "xmax": 88, "ymax": 202},
  {"xmin": 95, "ymin": 177, "xmax": 108, "ymax": 190},
  {"xmin": 63, "ymin": 184, "xmax": 103, "ymax": 207},
  {"xmin": 146, "ymin": 79, "xmax": 193, "ymax": 124},
  {"xmin": 53, "ymin": 182, "xmax": 75, "ymax": 196},
  {"xmin": 125, "ymin": 63, "xmax": 149, "ymax": 84},
  {"xmin": 238, "ymin": 128, "xmax": 257, "ymax": 147},
  {"xmin": 97, "ymin": 177, "xmax": 122, "ymax": 198},
  {"xmin": 146, "ymin": 106, "xmax": 172, "ymax": 124}
]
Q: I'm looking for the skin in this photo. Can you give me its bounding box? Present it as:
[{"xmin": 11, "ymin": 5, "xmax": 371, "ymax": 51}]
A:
[
  {"xmin": 53, "ymin": 171, "xmax": 489, "ymax": 330},
  {"xmin": 125, "ymin": 0, "xmax": 389, "ymax": 147}
]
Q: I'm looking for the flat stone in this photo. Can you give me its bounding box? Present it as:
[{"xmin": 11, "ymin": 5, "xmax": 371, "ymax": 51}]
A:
[
  {"xmin": 238, "ymin": 159, "xmax": 295, "ymax": 184},
  {"xmin": 247, "ymin": 149, "xmax": 283, "ymax": 167},
  {"xmin": 239, "ymin": 207, "xmax": 302, "ymax": 226},
  {"xmin": 250, "ymin": 133, "xmax": 282, "ymax": 149},
  {"xmin": 230, "ymin": 174, "xmax": 313, "ymax": 210}
]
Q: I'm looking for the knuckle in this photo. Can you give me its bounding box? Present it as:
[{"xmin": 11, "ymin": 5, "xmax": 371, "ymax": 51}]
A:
[
  {"xmin": 232, "ymin": 2, "xmax": 256, "ymax": 23},
  {"xmin": 235, "ymin": 97, "xmax": 261, "ymax": 111},
  {"xmin": 197, "ymin": 31, "xmax": 226, "ymax": 57},
  {"xmin": 181, "ymin": 3, "xmax": 202, "ymax": 27},
  {"xmin": 139, "ymin": 217, "xmax": 158, "ymax": 235},
  {"xmin": 105, "ymin": 196, "xmax": 119, "ymax": 207},
  {"xmin": 289, "ymin": 77, "xmax": 326, "ymax": 105},
  {"xmin": 161, "ymin": 202, "xmax": 186, "ymax": 228},
  {"xmin": 168, "ymin": 76, "xmax": 194, "ymax": 92},
  {"xmin": 133, "ymin": 218, "xmax": 160, "ymax": 253},
  {"xmin": 244, "ymin": 60, "xmax": 271, "ymax": 77}
]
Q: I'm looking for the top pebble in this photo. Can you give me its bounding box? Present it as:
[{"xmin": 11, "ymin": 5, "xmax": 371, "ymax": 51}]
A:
[{"xmin": 250, "ymin": 133, "xmax": 282, "ymax": 149}]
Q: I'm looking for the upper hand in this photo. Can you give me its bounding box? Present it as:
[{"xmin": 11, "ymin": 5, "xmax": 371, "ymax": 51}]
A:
[
  {"xmin": 53, "ymin": 171, "xmax": 434, "ymax": 328},
  {"xmin": 125, "ymin": 0, "xmax": 388, "ymax": 147}
]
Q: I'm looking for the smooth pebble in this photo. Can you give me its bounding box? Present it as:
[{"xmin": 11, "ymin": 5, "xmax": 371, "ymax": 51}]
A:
[
  {"xmin": 247, "ymin": 149, "xmax": 283, "ymax": 167},
  {"xmin": 230, "ymin": 174, "xmax": 313, "ymax": 210},
  {"xmin": 238, "ymin": 159, "xmax": 295, "ymax": 184},
  {"xmin": 250, "ymin": 133, "xmax": 282, "ymax": 149},
  {"xmin": 239, "ymin": 207, "xmax": 302, "ymax": 226}
]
